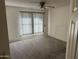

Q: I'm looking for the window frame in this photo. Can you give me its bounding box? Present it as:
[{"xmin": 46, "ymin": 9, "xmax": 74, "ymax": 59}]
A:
[{"xmin": 19, "ymin": 11, "xmax": 44, "ymax": 35}]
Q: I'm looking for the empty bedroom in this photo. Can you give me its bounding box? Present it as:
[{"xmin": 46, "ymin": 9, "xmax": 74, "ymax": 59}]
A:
[{"xmin": 4, "ymin": 0, "xmax": 76, "ymax": 59}]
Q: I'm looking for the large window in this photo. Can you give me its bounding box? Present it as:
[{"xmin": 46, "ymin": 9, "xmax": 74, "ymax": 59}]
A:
[
  {"xmin": 19, "ymin": 12, "xmax": 44, "ymax": 35},
  {"xmin": 34, "ymin": 13, "xmax": 43, "ymax": 33}
]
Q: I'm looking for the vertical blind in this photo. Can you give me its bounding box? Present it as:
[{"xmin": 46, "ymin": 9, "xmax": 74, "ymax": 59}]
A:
[
  {"xmin": 34, "ymin": 13, "xmax": 43, "ymax": 33},
  {"xmin": 19, "ymin": 12, "xmax": 44, "ymax": 35}
]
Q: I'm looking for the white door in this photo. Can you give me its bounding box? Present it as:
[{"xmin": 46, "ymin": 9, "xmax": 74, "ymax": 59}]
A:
[
  {"xmin": 66, "ymin": 0, "xmax": 78, "ymax": 59},
  {"xmin": 0, "ymin": 0, "xmax": 10, "ymax": 59}
]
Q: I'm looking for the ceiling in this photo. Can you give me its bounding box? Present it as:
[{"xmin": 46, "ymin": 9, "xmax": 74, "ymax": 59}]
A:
[
  {"xmin": 5, "ymin": 0, "xmax": 69, "ymax": 4},
  {"xmin": 5, "ymin": 0, "xmax": 55, "ymax": 3},
  {"xmin": 5, "ymin": 0, "xmax": 69, "ymax": 8}
]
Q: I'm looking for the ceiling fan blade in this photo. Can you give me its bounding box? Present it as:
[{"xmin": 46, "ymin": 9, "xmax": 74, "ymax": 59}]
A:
[{"xmin": 46, "ymin": 6, "xmax": 55, "ymax": 8}]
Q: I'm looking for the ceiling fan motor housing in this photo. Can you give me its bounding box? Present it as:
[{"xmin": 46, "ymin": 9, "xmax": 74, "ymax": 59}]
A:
[{"xmin": 40, "ymin": 2, "xmax": 45, "ymax": 8}]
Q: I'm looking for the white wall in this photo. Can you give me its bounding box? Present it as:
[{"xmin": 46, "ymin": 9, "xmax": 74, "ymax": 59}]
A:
[
  {"xmin": 6, "ymin": 6, "xmax": 18, "ymax": 42},
  {"xmin": 6, "ymin": 6, "xmax": 44, "ymax": 42},
  {"xmin": 48, "ymin": 6, "xmax": 70, "ymax": 42}
]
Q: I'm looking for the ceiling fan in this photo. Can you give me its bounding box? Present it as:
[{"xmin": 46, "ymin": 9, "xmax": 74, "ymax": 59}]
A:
[
  {"xmin": 40, "ymin": 1, "xmax": 55, "ymax": 9},
  {"xmin": 29, "ymin": 0, "xmax": 55, "ymax": 9}
]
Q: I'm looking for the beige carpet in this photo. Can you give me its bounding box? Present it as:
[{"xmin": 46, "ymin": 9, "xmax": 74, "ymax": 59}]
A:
[{"xmin": 10, "ymin": 35, "xmax": 66, "ymax": 59}]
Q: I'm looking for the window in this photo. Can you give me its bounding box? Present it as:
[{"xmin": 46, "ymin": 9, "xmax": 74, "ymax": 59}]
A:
[
  {"xmin": 34, "ymin": 13, "xmax": 43, "ymax": 33},
  {"xmin": 19, "ymin": 12, "xmax": 44, "ymax": 35}
]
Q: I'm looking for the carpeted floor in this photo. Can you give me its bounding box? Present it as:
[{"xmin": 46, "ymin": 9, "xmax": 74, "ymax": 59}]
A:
[{"xmin": 9, "ymin": 35, "xmax": 66, "ymax": 59}]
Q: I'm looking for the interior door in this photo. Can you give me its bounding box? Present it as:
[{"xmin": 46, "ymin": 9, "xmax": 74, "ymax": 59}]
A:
[
  {"xmin": 66, "ymin": 0, "xmax": 78, "ymax": 59},
  {"xmin": 0, "ymin": 0, "xmax": 10, "ymax": 59}
]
